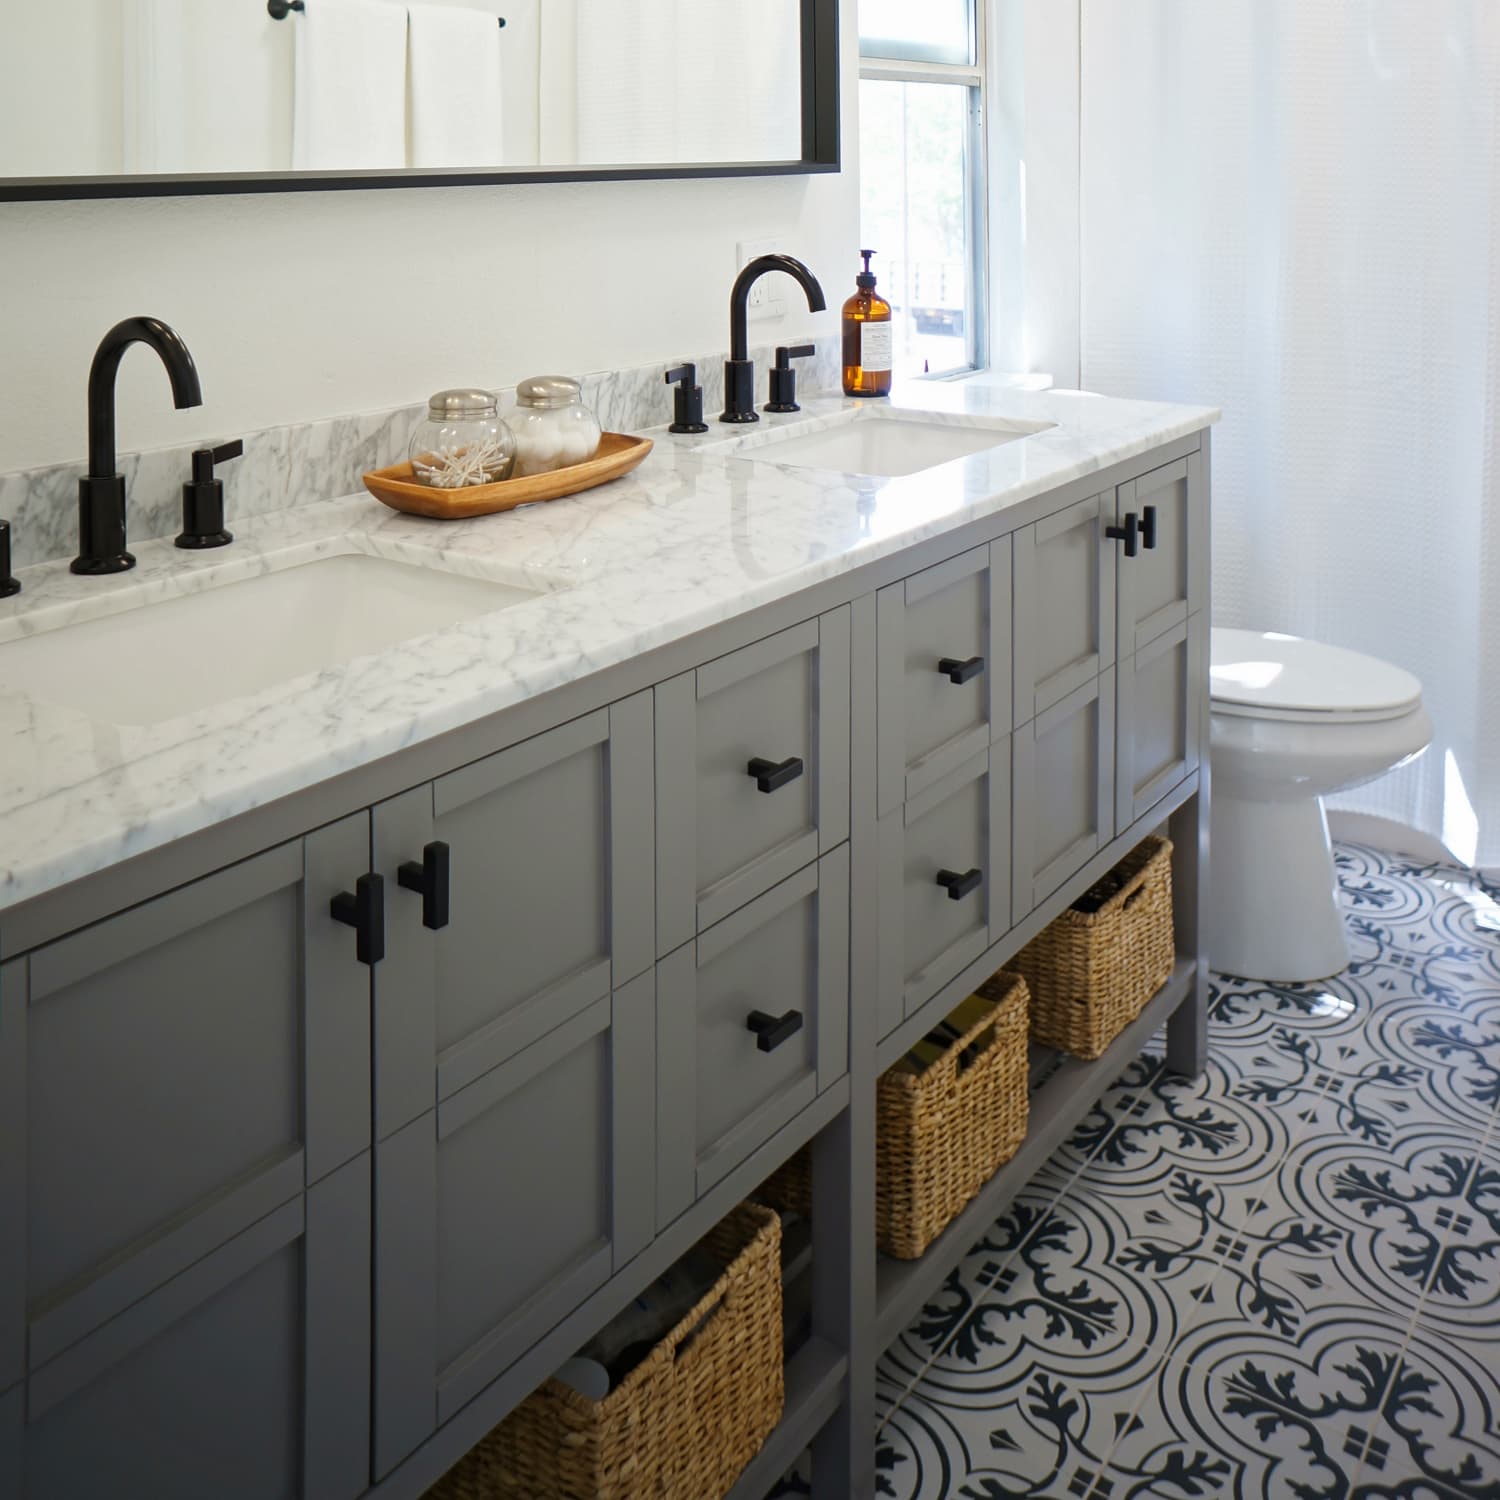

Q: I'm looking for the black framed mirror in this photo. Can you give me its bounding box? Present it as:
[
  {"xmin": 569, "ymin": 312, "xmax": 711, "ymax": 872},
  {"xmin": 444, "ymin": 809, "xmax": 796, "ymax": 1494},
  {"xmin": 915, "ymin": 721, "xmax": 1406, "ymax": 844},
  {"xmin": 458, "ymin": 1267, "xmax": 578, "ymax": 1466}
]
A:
[{"xmin": 0, "ymin": 0, "xmax": 838, "ymax": 202}]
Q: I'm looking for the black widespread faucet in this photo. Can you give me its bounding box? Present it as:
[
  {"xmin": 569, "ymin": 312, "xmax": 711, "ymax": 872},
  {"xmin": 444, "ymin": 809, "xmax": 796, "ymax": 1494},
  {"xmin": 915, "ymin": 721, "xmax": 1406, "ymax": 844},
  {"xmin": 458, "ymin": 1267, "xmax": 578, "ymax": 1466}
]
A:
[
  {"xmin": 721, "ymin": 254, "xmax": 826, "ymax": 424},
  {"xmin": 75, "ymin": 316, "xmax": 203, "ymax": 575}
]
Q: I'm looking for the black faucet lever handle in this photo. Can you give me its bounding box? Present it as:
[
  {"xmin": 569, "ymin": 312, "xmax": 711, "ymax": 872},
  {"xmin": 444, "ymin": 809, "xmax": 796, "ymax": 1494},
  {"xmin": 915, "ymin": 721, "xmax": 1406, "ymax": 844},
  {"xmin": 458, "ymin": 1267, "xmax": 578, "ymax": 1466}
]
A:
[
  {"xmin": 211, "ymin": 439, "xmax": 245, "ymax": 467},
  {"xmin": 766, "ymin": 344, "xmax": 816, "ymax": 416},
  {"xmin": 666, "ymin": 362, "xmax": 709, "ymax": 434}
]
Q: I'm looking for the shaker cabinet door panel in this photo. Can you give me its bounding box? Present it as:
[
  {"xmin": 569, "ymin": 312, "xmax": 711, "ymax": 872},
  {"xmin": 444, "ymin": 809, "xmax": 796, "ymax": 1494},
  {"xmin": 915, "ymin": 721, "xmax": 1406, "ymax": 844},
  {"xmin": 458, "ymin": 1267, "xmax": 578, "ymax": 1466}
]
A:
[
  {"xmin": 1116, "ymin": 454, "xmax": 1205, "ymax": 654},
  {"xmin": 876, "ymin": 541, "xmax": 1011, "ymax": 815},
  {"xmin": 656, "ymin": 609, "xmax": 850, "ymax": 954},
  {"xmin": 1117, "ymin": 617, "xmax": 1204, "ymax": 826},
  {"xmin": 875, "ymin": 741, "xmax": 1010, "ymax": 1039},
  {"xmin": 1013, "ymin": 495, "xmax": 1116, "ymax": 722},
  {"xmin": 656, "ymin": 848, "xmax": 850, "ymax": 1229},
  {"xmin": 1012, "ymin": 672, "xmax": 1116, "ymax": 922}
]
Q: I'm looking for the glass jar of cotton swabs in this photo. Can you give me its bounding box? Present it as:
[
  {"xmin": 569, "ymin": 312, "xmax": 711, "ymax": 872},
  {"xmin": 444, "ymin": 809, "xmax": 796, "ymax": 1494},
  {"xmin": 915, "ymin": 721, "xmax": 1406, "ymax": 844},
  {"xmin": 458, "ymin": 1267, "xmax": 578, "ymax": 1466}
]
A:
[{"xmin": 408, "ymin": 389, "xmax": 516, "ymax": 488}]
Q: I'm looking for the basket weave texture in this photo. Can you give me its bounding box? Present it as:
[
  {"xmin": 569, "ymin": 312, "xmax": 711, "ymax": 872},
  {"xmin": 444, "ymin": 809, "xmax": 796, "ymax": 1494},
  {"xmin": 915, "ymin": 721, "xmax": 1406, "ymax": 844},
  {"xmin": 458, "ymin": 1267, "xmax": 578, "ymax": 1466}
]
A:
[
  {"xmin": 1011, "ymin": 834, "xmax": 1175, "ymax": 1059},
  {"xmin": 424, "ymin": 1201, "xmax": 783, "ymax": 1500},
  {"xmin": 763, "ymin": 973, "xmax": 1030, "ymax": 1261}
]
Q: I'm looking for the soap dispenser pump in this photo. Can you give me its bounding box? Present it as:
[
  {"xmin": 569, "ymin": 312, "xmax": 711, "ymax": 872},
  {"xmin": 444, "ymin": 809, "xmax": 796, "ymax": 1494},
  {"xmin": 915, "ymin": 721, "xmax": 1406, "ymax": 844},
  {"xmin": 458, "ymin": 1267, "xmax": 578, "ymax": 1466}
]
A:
[{"xmin": 842, "ymin": 250, "xmax": 892, "ymax": 398}]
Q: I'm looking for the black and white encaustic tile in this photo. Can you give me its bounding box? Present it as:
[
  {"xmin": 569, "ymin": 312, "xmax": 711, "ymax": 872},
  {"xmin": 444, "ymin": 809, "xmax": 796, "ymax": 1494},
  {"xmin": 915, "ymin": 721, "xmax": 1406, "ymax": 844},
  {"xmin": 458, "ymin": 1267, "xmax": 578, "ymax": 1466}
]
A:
[{"xmin": 771, "ymin": 843, "xmax": 1500, "ymax": 1498}]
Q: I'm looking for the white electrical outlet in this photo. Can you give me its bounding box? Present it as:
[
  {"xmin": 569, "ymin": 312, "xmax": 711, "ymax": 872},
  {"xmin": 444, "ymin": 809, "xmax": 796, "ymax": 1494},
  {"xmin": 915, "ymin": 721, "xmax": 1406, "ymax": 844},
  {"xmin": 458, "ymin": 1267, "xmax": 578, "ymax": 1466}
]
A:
[{"xmin": 737, "ymin": 238, "xmax": 787, "ymax": 322}]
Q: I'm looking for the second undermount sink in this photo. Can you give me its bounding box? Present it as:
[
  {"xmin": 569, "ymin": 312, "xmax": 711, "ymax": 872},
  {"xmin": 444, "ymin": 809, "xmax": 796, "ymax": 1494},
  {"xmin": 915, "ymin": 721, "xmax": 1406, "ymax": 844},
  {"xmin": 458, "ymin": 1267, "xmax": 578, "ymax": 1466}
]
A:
[
  {"xmin": 0, "ymin": 551, "xmax": 546, "ymax": 728},
  {"xmin": 714, "ymin": 409, "xmax": 1056, "ymax": 479}
]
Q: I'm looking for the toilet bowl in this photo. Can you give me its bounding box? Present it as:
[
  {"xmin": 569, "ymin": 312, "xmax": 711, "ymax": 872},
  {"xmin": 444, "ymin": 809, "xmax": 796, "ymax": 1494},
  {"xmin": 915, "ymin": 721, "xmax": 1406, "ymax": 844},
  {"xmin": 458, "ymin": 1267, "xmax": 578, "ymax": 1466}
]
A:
[{"xmin": 1207, "ymin": 629, "xmax": 1432, "ymax": 982}]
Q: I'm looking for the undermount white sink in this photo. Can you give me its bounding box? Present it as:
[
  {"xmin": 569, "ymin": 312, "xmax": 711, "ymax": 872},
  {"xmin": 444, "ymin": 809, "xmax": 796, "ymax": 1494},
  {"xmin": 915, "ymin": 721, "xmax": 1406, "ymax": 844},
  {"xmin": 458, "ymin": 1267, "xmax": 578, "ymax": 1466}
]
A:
[
  {"xmin": 715, "ymin": 410, "xmax": 1056, "ymax": 478},
  {"xmin": 0, "ymin": 552, "xmax": 544, "ymax": 727}
]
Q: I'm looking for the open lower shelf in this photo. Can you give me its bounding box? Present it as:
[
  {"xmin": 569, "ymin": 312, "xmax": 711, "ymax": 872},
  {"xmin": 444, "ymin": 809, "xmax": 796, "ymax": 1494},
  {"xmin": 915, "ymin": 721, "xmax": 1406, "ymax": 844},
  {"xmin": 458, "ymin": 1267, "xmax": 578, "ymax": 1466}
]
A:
[
  {"xmin": 873, "ymin": 957, "xmax": 1198, "ymax": 1350},
  {"xmin": 721, "ymin": 1336, "xmax": 848, "ymax": 1500}
]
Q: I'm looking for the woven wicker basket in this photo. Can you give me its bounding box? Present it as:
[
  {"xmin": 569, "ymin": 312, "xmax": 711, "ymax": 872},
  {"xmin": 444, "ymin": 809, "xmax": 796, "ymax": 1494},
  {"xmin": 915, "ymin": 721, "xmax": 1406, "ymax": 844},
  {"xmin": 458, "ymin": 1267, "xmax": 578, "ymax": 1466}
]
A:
[
  {"xmin": 424, "ymin": 1202, "xmax": 783, "ymax": 1500},
  {"xmin": 763, "ymin": 973, "xmax": 1030, "ymax": 1261},
  {"xmin": 1010, "ymin": 834, "xmax": 1175, "ymax": 1060}
]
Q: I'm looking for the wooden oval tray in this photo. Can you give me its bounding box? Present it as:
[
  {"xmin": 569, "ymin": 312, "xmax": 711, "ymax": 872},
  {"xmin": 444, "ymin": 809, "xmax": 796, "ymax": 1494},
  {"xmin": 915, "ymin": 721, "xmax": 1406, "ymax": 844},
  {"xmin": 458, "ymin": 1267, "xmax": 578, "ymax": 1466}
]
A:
[{"xmin": 363, "ymin": 432, "xmax": 653, "ymax": 519}]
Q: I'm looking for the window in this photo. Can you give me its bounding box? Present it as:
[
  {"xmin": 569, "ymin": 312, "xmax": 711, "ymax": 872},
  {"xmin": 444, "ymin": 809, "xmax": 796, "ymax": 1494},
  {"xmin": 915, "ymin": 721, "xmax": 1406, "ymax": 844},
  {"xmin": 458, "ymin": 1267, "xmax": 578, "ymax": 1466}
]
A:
[{"xmin": 858, "ymin": 0, "xmax": 986, "ymax": 378}]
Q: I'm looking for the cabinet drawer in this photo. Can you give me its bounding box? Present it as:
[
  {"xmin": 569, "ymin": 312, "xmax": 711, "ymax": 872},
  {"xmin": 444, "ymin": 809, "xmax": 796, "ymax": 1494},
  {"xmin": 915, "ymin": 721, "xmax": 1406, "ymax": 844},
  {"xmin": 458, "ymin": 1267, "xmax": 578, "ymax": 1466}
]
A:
[
  {"xmin": 656, "ymin": 848, "xmax": 849, "ymax": 1228},
  {"xmin": 1013, "ymin": 672, "xmax": 1116, "ymax": 922},
  {"xmin": 373, "ymin": 972, "xmax": 655, "ymax": 1472},
  {"xmin": 1116, "ymin": 453, "xmax": 1207, "ymax": 655},
  {"xmin": 876, "ymin": 540, "xmax": 1011, "ymax": 815},
  {"xmin": 656, "ymin": 609, "xmax": 850, "ymax": 953},
  {"xmin": 1117, "ymin": 616, "xmax": 1204, "ymax": 825},
  {"xmin": 876, "ymin": 742, "xmax": 1010, "ymax": 1039},
  {"xmin": 1013, "ymin": 494, "xmax": 1116, "ymax": 722}
]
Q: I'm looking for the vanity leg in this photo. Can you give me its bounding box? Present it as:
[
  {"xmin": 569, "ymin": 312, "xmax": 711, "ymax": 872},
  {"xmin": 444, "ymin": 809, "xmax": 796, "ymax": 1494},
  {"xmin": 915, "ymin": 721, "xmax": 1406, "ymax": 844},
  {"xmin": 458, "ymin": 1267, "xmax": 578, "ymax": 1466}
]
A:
[{"xmin": 1166, "ymin": 782, "xmax": 1210, "ymax": 1078}]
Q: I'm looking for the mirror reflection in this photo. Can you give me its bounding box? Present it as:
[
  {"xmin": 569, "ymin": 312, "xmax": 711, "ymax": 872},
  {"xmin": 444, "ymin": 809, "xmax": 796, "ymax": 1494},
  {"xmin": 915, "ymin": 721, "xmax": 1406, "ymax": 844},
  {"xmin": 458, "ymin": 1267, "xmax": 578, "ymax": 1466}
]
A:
[{"xmin": 0, "ymin": 0, "xmax": 804, "ymax": 181}]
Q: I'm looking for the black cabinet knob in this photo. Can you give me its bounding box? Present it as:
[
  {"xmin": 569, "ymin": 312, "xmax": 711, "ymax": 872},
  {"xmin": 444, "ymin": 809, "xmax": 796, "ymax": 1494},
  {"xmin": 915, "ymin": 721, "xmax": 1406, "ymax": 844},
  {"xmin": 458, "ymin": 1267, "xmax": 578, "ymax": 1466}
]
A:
[
  {"xmin": 1106, "ymin": 512, "xmax": 1139, "ymax": 558},
  {"xmin": 747, "ymin": 755, "xmax": 805, "ymax": 794},
  {"xmin": 398, "ymin": 840, "xmax": 451, "ymax": 931},
  {"xmin": 936, "ymin": 867, "xmax": 983, "ymax": 901},
  {"xmin": 746, "ymin": 1008, "xmax": 804, "ymax": 1052},
  {"xmin": 938, "ymin": 655, "xmax": 984, "ymax": 685},
  {"xmin": 1140, "ymin": 504, "xmax": 1158, "ymax": 550},
  {"xmin": 330, "ymin": 873, "xmax": 384, "ymax": 965}
]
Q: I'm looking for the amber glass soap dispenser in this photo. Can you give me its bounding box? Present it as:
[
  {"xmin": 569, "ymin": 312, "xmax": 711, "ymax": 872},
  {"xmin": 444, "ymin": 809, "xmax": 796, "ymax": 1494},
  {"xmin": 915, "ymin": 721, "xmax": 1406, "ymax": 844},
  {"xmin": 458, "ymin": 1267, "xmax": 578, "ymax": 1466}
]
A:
[{"xmin": 842, "ymin": 249, "xmax": 893, "ymax": 397}]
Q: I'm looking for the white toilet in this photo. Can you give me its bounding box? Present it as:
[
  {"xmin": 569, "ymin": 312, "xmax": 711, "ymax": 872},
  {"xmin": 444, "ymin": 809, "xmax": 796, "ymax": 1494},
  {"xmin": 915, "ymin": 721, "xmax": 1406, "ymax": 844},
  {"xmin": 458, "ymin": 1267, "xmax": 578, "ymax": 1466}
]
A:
[{"xmin": 1207, "ymin": 629, "xmax": 1433, "ymax": 983}]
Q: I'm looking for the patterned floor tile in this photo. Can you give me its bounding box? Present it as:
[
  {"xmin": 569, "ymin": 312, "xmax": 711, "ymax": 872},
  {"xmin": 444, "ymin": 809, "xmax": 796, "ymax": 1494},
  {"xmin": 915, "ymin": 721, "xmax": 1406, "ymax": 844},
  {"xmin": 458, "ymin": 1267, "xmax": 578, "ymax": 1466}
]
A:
[{"xmin": 1408, "ymin": 1129, "xmax": 1500, "ymax": 1353}]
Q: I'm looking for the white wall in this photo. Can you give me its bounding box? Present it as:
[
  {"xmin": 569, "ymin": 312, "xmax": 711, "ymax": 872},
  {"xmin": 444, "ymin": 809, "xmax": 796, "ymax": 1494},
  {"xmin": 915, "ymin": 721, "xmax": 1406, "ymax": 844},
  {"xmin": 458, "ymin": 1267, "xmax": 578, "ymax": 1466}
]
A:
[{"xmin": 0, "ymin": 15, "xmax": 857, "ymax": 474}]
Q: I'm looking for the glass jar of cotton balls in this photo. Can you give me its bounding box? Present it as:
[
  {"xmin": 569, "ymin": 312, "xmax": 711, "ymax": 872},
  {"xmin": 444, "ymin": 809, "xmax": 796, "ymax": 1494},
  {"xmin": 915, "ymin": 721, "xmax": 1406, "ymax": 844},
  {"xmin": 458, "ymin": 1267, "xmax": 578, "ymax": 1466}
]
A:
[
  {"xmin": 408, "ymin": 389, "xmax": 516, "ymax": 487},
  {"xmin": 509, "ymin": 375, "xmax": 602, "ymax": 476}
]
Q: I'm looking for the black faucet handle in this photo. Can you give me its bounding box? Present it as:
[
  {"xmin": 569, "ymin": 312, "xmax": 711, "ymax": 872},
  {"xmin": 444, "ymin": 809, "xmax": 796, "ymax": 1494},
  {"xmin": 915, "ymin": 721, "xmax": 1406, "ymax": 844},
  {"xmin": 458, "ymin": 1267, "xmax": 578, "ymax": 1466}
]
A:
[
  {"xmin": 766, "ymin": 344, "xmax": 816, "ymax": 415},
  {"xmin": 178, "ymin": 438, "xmax": 243, "ymax": 550},
  {"xmin": 666, "ymin": 363, "xmax": 709, "ymax": 435},
  {"xmin": 0, "ymin": 520, "xmax": 20, "ymax": 598}
]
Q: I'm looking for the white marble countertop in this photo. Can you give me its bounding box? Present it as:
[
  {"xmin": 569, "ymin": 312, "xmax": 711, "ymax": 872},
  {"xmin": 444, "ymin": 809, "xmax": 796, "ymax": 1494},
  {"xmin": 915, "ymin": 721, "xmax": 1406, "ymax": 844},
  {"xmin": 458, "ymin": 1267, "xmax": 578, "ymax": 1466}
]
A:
[{"xmin": 0, "ymin": 381, "xmax": 1218, "ymax": 915}]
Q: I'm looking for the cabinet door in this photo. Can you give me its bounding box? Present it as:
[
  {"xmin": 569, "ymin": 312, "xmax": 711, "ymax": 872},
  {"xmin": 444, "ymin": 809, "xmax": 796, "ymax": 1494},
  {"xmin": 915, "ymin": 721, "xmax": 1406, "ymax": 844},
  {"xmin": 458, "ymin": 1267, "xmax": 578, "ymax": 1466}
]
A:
[
  {"xmin": 1, "ymin": 820, "xmax": 370, "ymax": 1404},
  {"xmin": 14, "ymin": 1156, "xmax": 370, "ymax": 1500},
  {"xmin": 656, "ymin": 609, "xmax": 850, "ymax": 953},
  {"xmin": 372, "ymin": 694, "xmax": 655, "ymax": 1142},
  {"xmin": 1012, "ymin": 672, "xmax": 1116, "ymax": 922},
  {"xmin": 1013, "ymin": 494, "xmax": 1116, "ymax": 722},
  {"xmin": 1117, "ymin": 617, "xmax": 1204, "ymax": 826},
  {"xmin": 876, "ymin": 540, "xmax": 1011, "ymax": 815},
  {"xmin": 1116, "ymin": 453, "xmax": 1207, "ymax": 655},
  {"xmin": 875, "ymin": 742, "xmax": 1011, "ymax": 1039},
  {"xmin": 656, "ymin": 848, "xmax": 849, "ymax": 1229},
  {"xmin": 373, "ymin": 972, "xmax": 654, "ymax": 1473}
]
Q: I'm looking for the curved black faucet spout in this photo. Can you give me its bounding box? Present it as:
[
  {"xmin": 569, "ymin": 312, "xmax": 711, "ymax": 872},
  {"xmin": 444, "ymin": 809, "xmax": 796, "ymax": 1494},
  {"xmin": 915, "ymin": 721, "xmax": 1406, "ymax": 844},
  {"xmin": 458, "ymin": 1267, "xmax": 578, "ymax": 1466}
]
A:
[
  {"xmin": 722, "ymin": 255, "xmax": 826, "ymax": 424},
  {"xmin": 76, "ymin": 316, "xmax": 202, "ymax": 575}
]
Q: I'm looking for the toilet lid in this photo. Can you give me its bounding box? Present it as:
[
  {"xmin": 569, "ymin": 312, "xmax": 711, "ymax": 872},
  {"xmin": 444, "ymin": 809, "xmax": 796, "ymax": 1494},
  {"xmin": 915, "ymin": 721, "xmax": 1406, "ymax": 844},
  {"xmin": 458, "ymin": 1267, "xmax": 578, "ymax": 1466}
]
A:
[{"xmin": 1210, "ymin": 628, "xmax": 1423, "ymax": 722}]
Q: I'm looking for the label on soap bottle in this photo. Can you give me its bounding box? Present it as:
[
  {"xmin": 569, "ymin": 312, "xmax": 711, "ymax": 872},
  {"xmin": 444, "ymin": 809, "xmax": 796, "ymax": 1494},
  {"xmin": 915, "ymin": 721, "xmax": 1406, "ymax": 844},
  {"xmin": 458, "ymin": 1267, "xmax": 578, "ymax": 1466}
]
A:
[{"xmin": 860, "ymin": 321, "xmax": 893, "ymax": 373}]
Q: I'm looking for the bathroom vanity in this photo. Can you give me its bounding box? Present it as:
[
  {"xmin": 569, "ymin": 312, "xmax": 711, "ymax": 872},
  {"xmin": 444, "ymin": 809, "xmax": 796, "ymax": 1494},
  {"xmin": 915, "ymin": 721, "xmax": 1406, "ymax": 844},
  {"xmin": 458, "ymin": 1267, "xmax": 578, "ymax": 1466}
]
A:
[{"xmin": 0, "ymin": 382, "xmax": 1216, "ymax": 1500}]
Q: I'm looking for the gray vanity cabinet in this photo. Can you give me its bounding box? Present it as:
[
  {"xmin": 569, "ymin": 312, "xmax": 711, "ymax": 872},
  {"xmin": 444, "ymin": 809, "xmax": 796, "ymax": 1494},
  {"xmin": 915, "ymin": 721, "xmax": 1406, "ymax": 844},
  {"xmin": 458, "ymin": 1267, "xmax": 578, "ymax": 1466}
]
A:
[
  {"xmin": 0, "ymin": 818, "xmax": 374, "ymax": 1500},
  {"xmin": 1011, "ymin": 672, "xmax": 1117, "ymax": 922},
  {"xmin": 373, "ymin": 969, "xmax": 655, "ymax": 1474},
  {"xmin": 656, "ymin": 847, "xmax": 850, "ymax": 1229},
  {"xmin": 655, "ymin": 610, "xmax": 851, "ymax": 954},
  {"xmin": 1012, "ymin": 494, "xmax": 1116, "ymax": 724},
  {"xmin": 875, "ymin": 743, "xmax": 1011, "ymax": 1038},
  {"xmin": 875, "ymin": 542, "xmax": 1011, "ymax": 815},
  {"xmin": 1115, "ymin": 454, "xmax": 1207, "ymax": 656},
  {"xmin": 370, "ymin": 694, "xmax": 655, "ymax": 1142},
  {"xmin": 1116, "ymin": 617, "xmax": 1205, "ymax": 827}
]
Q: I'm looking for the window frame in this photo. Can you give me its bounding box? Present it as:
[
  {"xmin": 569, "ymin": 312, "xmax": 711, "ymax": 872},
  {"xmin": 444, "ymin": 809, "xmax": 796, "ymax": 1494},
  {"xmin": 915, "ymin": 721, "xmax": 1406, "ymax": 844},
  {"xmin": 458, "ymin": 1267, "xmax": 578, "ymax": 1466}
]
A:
[{"xmin": 858, "ymin": 1, "xmax": 989, "ymax": 377}]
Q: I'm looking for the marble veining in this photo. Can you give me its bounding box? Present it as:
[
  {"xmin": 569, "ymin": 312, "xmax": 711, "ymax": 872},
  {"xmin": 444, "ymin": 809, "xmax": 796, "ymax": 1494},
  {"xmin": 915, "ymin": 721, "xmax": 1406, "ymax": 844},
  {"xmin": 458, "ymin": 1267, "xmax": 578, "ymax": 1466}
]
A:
[{"xmin": 0, "ymin": 380, "xmax": 1217, "ymax": 913}]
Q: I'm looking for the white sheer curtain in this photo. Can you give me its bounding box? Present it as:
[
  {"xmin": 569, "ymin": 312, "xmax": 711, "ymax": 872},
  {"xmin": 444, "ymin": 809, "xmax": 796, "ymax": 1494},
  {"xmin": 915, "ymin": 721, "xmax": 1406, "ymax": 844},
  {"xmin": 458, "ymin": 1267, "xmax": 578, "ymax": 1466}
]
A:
[{"xmin": 1078, "ymin": 1, "xmax": 1500, "ymax": 865}]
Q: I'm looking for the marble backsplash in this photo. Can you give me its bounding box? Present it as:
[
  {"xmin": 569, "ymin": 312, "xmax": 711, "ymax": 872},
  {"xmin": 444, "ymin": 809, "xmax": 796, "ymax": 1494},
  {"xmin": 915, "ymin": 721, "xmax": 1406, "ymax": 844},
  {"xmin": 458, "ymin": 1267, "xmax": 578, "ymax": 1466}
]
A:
[{"xmin": 2, "ymin": 336, "xmax": 842, "ymax": 572}]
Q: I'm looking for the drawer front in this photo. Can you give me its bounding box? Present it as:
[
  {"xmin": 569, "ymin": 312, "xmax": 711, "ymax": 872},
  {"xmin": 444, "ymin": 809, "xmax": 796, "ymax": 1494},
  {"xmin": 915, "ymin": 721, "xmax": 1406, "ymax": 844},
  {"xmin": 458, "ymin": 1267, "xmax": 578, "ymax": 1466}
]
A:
[
  {"xmin": 876, "ymin": 742, "xmax": 1010, "ymax": 1039},
  {"xmin": 1117, "ymin": 616, "xmax": 1204, "ymax": 826},
  {"xmin": 1012, "ymin": 671, "xmax": 1116, "ymax": 923},
  {"xmin": 15, "ymin": 1156, "xmax": 369, "ymax": 1500},
  {"xmin": 1013, "ymin": 494, "xmax": 1116, "ymax": 722},
  {"xmin": 1116, "ymin": 453, "xmax": 1206, "ymax": 654},
  {"xmin": 656, "ymin": 609, "xmax": 851, "ymax": 953},
  {"xmin": 374, "ymin": 971, "xmax": 655, "ymax": 1471},
  {"xmin": 655, "ymin": 847, "xmax": 850, "ymax": 1229},
  {"xmin": 876, "ymin": 541, "xmax": 1011, "ymax": 815}
]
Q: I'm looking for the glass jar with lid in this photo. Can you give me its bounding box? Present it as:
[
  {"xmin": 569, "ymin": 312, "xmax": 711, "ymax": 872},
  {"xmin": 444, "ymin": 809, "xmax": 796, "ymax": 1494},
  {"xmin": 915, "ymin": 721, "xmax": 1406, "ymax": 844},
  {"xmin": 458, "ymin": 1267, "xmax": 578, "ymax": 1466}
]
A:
[
  {"xmin": 408, "ymin": 389, "xmax": 516, "ymax": 488},
  {"xmin": 510, "ymin": 376, "xmax": 602, "ymax": 477}
]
